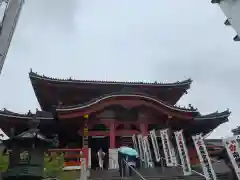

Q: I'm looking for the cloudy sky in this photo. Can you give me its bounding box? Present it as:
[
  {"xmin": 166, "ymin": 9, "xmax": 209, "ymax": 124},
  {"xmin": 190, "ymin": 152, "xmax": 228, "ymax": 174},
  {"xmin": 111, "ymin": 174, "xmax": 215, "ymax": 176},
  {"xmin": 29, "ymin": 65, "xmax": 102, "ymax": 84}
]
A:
[{"xmin": 0, "ymin": 0, "xmax": 239, "ymax": 138}]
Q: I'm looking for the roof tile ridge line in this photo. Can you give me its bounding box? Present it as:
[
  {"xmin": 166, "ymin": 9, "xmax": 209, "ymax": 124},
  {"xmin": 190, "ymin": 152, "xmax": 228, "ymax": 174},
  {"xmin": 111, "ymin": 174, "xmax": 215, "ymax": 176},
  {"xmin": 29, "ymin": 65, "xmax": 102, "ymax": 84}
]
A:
[
  {"xmin": 195, "ymin": 110, "xmax": 231, "ymax": 119},
  {"xmin": 29, "ymin": 70, "xmax": 193, "ymax": 86},
  {"xmin": 0, "ymin": 113, "xmax": 54, "ymax": 119},
  {"xmin": 0, "ymin": 109, "xmax": 54, "ymax": 119},
  {"xmin": 56, "ymin": 93, "xmax": 198, "ymax": 112},
  {"xmin": 199, "ymin": 109, "xmax": 231, "ymax": 117},
  {"xmin": 0, "ymin": 109, "xmax": 33, "ymax": 117}
]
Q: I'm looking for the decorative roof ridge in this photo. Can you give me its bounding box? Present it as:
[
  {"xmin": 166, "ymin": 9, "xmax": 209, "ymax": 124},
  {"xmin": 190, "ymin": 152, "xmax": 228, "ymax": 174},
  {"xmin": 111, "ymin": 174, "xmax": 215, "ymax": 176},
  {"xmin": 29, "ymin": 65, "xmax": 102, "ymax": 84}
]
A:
[
  {"xmin": 0, "ymin": 109, "xmax": 53, "ymax": 119},
  {"xmin": 194, "ymin": 109, "xmax": 231, "ymax": 120},
  {"xmin": 29, "ymin": 69, "xmax": 192, "ymax": 87},
  {"xmin": 56, "ymin": 92, "xmax": 198, "ymax": 113},
  {"xmin": 0, "ymin": 108, "xmax": 33, "ymax": 117}
]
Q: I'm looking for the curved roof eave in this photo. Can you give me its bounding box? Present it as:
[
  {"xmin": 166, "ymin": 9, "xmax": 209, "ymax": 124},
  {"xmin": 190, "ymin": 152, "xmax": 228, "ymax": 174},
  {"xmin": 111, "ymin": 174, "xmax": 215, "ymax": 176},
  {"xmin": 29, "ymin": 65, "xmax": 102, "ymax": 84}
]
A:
[
  {"xmin": 194, "ymin": 109, "xmax": 231, "ymax": 120},
  {"xmin": 29, "ymin": 70, "xmax": 192, "ymax": 88},
  {"xmin": 56, "ymin": 93, "xmax": 198, "ymax": 115}
]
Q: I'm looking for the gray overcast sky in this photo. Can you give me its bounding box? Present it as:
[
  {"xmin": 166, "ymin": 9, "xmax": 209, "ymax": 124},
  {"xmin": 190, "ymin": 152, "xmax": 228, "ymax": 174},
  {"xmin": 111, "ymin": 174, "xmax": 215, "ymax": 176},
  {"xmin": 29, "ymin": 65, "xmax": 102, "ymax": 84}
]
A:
[{"xmin": 0, "ymin": 0, "xmax": 239, "ymax": 138}]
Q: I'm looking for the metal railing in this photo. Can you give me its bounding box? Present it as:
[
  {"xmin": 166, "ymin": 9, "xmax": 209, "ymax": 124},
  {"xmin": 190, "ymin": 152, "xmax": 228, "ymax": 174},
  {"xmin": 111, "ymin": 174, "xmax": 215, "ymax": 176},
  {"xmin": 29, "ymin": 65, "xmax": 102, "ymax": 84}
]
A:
[
  {"xmin": 109, "ymin": 155, "xmax": 146, "ymax": 180},
  {"xmin": 157, "ymin": 156, "xmax": 206, "ymax": 177},
  {"xmin": 121, "ymin": 159, "xmax": 146, "ymax": 180}
]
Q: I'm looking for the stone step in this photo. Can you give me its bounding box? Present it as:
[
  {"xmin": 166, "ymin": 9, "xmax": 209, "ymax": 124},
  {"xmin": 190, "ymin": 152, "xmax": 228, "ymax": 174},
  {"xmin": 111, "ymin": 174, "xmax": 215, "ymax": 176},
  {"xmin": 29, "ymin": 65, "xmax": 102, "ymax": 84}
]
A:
[
  {"xmin": 90, "ymin": 174, "xmax": 232, "ymax": 180},
  {"xmin": 89, "ymin": 166, "xmax": 233, "ymax": 180}
]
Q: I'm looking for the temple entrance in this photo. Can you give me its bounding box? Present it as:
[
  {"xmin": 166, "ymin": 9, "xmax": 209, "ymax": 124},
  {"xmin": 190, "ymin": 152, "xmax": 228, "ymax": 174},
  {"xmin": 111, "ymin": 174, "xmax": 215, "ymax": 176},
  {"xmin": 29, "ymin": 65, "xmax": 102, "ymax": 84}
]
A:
[{"xmin": 89, "ymin": 136, "xmax": 109, "ymax": 170}]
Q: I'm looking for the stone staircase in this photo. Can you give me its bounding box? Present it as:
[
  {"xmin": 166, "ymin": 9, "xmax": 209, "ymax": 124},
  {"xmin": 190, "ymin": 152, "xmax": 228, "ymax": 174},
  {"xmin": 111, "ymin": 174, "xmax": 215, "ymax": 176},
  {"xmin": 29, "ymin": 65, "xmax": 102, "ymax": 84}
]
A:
[
  {"xmin": 89, "ymin": 161, "xmax": 234, "ymax": 180},
  {"xmin": 120, "ymin": 137, "xmax": 133, "ymax": 147}
]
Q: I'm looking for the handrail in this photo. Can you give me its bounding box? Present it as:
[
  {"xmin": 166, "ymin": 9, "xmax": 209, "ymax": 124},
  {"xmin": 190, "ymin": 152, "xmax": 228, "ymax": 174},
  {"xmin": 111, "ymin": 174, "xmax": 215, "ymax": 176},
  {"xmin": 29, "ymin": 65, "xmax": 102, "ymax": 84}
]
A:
[
  {"xmin": 159, "ymin": 157, "xmax": 205, "ymax": 177},
  {"xmin": 122, "ymin": 158, "xmax": 147, "ymax": 180},
  {"xmin": 108, "ymin": 154, "xmax": 146, "ymax": 180}
]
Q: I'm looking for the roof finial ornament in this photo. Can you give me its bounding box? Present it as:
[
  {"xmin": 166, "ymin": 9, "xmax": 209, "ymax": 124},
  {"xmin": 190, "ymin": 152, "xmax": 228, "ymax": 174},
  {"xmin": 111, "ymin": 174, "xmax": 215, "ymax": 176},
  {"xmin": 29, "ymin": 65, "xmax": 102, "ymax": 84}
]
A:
[
  {"xmin": 27, "ymin": 110, "xmax": 32, "ymax": 115},
  {"xmin": 188, "ymin": 104, "xmax": 194, "ymax": 110}
]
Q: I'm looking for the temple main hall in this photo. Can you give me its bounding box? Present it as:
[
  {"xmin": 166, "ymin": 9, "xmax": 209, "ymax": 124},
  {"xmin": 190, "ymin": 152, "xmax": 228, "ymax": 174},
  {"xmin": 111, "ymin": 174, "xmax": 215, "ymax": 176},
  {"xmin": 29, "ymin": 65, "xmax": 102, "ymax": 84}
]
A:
[{"xmin": 0, "ymin": 70, "xmax": 230, "ymax": 169}]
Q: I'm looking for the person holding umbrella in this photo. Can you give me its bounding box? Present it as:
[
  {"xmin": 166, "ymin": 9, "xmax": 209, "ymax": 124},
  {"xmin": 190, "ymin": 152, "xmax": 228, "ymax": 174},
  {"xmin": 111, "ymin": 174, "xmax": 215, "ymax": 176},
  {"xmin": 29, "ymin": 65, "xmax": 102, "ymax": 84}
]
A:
[{"xmin": 118, "ymin": 145, "xmax": 138, "ymax": 177}]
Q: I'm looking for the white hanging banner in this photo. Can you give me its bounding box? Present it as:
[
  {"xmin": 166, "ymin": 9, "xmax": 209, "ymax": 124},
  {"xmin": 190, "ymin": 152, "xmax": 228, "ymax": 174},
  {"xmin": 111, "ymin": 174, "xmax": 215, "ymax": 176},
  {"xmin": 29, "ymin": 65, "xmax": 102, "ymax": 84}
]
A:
[
  {"xmin": 223, "ymin": 135, "xmax": 240, "ymax": 180},
  {"xmin": 160, "ymin": 129, "xmax": 174, "ymax": 166},
  {"xmin": 192, "ymin": 134, "xmax": 217, "ymax": 180},
  {"xmin": 132, "ymin": 134, "xmax": 139, "ymax": 157},
  {"xmin": 170, "ymin": 141, "xmax": 178, "ymax": 166},
  {"xmin": 0, "ymin": 128, "xmax": 9, "ymax": 141},
  {"xmin": 150, "ymin": 130, "xmax": 161, "ymax": 162},
  {"xmin": 174, "ymin": 130, "xmax": 192, "ymax": 176},
  {"xmin": 137, "ymin": 134, "xmax": 145, "ymax": 162},
  {"xmin": 143, "ymin": 136, "xmax": 154, "ymax": 167}
]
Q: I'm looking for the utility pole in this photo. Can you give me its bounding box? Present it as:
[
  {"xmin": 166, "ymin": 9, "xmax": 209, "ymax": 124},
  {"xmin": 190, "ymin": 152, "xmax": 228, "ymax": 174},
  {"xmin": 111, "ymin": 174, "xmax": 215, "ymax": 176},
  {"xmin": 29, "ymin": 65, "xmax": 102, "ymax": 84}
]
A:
[{"xmin": 0, "ymin": 0, "xmax": 24, "ymax": 75}]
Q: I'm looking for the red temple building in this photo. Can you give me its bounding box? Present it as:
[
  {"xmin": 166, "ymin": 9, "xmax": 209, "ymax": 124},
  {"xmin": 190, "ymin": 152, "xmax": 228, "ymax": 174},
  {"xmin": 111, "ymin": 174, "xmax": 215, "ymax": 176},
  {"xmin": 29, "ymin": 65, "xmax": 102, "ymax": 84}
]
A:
[{"xmin": 0, "ymin": 70, "xmax": 230, "ymax": 169}]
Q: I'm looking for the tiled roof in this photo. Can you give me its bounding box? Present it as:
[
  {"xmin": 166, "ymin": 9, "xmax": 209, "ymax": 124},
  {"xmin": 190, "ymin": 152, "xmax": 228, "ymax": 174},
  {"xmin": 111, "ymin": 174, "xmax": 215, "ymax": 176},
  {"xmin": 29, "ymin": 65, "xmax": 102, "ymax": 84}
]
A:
[
  {"xmin": 0, "ymin": 109, "xmax": 53, "ymax": 119},
  {"xmin": 194, "ymin": 109, "xmax": 231, "ymax": 120},
  {"xmin": 29, "ymin": 70, "xmax": 192, "ymax": 87}
]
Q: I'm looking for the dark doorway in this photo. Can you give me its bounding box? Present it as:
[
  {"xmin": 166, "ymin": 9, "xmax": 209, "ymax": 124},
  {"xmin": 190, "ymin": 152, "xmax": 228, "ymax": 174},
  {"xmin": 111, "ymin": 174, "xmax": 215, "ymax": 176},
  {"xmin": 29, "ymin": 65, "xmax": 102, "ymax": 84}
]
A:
[{"xmin": 89, "ymin": 136, "xmax": 109, "ymax": 169}]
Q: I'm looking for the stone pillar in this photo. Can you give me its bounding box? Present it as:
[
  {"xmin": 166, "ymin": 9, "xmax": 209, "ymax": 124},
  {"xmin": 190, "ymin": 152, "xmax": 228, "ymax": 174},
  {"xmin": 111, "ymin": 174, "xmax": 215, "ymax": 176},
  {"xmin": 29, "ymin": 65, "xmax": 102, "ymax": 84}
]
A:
[{"xmin": 109, "ymin": 123, "xmax": 118, "ymax": 169}]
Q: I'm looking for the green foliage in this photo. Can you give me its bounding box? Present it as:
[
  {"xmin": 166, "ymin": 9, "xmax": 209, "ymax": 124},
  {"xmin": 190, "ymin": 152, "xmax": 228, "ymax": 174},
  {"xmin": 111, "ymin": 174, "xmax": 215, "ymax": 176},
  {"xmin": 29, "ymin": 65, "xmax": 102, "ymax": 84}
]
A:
[
  {"xmin": 0, "ymin": 154, "xmax": 8, "ymax": 172},
  {"xmin": 0, "ymin": 153, "xmax": 80, "ymax": 180}
]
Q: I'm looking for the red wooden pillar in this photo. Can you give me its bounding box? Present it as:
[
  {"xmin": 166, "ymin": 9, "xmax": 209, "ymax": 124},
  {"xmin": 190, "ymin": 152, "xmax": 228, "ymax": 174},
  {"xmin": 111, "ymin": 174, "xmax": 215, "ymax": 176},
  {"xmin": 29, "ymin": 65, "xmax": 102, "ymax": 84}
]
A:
[
  {"xmin": 140, "ymin": 123, "xmax": 148, "ymax": 136},
  {"xmin": 109, "ymin": 123, "xmax": 116, "ymax": 148}
]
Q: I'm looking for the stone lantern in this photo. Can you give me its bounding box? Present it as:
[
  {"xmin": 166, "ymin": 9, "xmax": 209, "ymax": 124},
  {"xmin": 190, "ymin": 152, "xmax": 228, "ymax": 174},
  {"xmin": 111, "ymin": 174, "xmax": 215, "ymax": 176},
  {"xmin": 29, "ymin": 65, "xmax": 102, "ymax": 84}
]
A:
[{"xmin": 2, "ymin": 114, "xmax": 58, "ymax": 180}]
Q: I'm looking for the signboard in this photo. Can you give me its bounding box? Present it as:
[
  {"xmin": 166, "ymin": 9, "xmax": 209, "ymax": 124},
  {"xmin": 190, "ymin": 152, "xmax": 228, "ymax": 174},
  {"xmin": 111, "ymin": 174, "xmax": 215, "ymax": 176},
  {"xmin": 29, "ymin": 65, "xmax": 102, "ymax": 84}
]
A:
[
  {"xmin": 137, "ymin": 134, "xmax": 145, "ymax": 162},
  {"xmin": 174, "ymin": 130, "xmax": 192, "ymax": 176},
  {"xmin": 192, "ymin": 134, "xmax": 216, "ymax": 180},
  {"xmin": 149, "ymin": 130, "xmax": 161, "ymax": 162},
  {"xmin": 143, "ymin": 136, "xmax": 154, "ymax": 167},
  {"xmin": 160, "ymin": 129, "xmax": 175, "ymax": 166},
  {"xmin": 132, "ymin": 134, "xmax": 139, "ymax": 157},
  {"xmin": 223, "ymin": 135, "xmax": 240, "ymax": 180},
  {"xmin": 83, "ymin": 128, "xmax": 88, "ymax": 137}
]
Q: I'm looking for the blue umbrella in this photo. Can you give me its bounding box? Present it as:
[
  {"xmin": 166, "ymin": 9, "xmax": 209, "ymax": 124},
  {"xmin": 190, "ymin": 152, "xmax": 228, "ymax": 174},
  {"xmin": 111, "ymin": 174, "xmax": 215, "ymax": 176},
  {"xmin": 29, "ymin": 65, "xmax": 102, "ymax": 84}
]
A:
[{"xmin": 118, "ymin": 146, "xmax": 138, "ymax": 156}]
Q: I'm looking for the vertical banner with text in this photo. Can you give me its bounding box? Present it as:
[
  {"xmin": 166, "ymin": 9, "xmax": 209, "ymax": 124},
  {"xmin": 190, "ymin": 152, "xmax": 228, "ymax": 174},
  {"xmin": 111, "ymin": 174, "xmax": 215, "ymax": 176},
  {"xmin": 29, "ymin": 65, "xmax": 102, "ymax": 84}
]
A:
[
  {"xmin": 192, "ymin": 134, "xmax": 216, "ymax": 180},
  {"xmin": 174, "ymin": 130, "xmax": 192, "ymax": 176},
  {"xmin": 150, "ymin": 130, "xmax": 161, "ymax": 162},
  {"xmin": 160, "ymin": 129, "xmax": 175, "ymax": 166},
  {"xmin": 137, "ymin": 134, "xmax": 145, "ymax": 162},
  {"xmin": 223, "ymin": 135, "xmax": 240, "ymax": 180}
]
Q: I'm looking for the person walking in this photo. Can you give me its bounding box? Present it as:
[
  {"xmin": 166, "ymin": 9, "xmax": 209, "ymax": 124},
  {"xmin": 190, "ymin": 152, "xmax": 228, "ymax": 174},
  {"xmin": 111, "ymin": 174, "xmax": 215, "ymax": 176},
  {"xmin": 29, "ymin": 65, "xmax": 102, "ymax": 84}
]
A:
[
  {"xmin": 126, "ymin": 154, "xmax": 137, "ymax": 176},
  {"xmin": 97, "ymin": 148, "xmax": 105, "ymax": 170},
  {"xmin": 118, "ymin": 145, "xmax": 138, "ymax": 177}
]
